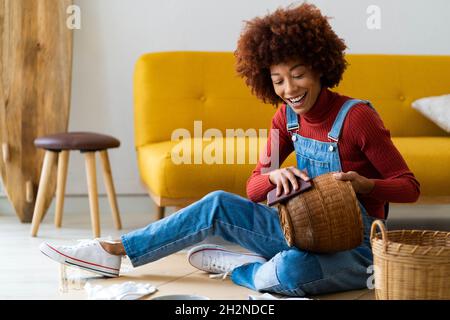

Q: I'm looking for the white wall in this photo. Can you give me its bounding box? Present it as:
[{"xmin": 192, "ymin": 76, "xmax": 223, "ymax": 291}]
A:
[{"xmin": 2, "ymin": 0, "xmax": 450, "ymax": 197}]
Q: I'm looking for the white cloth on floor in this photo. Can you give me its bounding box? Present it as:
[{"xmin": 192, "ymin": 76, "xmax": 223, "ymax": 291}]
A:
[
  {"xmin": 85, "ymin": 281, "xmax": 157, "ymax": 300},
  {"xmin": 248, "ymin": 293, "xmax": 312, "ymax": 300}
]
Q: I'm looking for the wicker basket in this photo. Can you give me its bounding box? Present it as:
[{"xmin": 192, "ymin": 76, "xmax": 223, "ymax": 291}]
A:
[
  {"xmin": 277, "ymin": 172, "xmax": 363, "ymax": 253},
  {"xmin": 371, "ymin": 220, "xmax": 450, "ymax": 300}
]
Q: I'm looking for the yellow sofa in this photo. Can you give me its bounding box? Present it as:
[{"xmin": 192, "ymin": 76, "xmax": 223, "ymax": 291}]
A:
[{"xmin": 133, "ymin": 52, "xmax": 450, "ymax": 218}]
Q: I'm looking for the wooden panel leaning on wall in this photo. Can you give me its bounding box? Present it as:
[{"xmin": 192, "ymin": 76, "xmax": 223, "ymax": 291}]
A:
[{"xmin": 0, "ymin": 0, "xmax": 73, "ymax": 222}]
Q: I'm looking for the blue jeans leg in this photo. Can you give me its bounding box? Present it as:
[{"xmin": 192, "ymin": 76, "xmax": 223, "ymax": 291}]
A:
[
  {"xmin": 121, "ymin": 190, "xmax": 376, "ymax": 297},
  {"xmin": 232, "ymin": 243, "xmax": 374, "ymax": 297},
  {"xmin": 231, "ymin": 205, "xmax": 376, "ymax": 296},
  {"xmin": 231, "ymin": 248, "xmax": 323, "ymax": 295},
  {"xmin": 121, "ymin": 190, "xmax": 290, "ymax": 267}
]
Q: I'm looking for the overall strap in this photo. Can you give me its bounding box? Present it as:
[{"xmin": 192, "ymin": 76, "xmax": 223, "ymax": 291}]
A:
[
  {"xmin": 327, "ymin": 99, "xmax": 375, "ymax": 142},
  {"xmin": 286, "ymin": 105, "xmax": 299, "ymax": 134}
]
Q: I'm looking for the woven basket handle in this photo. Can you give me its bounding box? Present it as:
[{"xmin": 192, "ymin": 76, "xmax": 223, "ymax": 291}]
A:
[{"xmin": 370, "ymin": 220, "xmax": 388, "ymax": 252}]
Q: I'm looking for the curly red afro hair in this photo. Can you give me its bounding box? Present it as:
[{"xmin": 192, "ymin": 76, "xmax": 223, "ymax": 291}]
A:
[{"xmin": 235, "ymin": 3, "xmax": 347, "ymax": 105}]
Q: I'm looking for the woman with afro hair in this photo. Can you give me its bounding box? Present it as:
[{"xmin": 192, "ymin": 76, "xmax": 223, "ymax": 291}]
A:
[{"xmin": 40, "ymin": 3, "xmax": 420, "ymax": 297}]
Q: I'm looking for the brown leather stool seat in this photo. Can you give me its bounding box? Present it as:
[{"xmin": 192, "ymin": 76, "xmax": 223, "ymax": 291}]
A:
[
  {"xmin": 31, "ymin": 132, "xmax": 122, "ymax": 238},
  {"xmin": 34, "ymin": 132, "xmax": 120, "ymax": 151}
]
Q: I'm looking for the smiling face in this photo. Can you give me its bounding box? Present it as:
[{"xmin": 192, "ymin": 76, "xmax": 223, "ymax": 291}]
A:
[{"xmin": 270, "ymin": 60, "xmax": 322, "ymax": 115}]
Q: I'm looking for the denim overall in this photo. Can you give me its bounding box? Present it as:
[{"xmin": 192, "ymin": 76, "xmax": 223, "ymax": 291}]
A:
[{"xmin": 122, "ymin": 99, "xmax": 379, "ymax": 296}]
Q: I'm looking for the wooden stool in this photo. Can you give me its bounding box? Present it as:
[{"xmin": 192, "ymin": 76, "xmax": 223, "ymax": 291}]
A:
[{"xmin": 30, "ymin": 132, "xmax": 122, "ymax": 238}]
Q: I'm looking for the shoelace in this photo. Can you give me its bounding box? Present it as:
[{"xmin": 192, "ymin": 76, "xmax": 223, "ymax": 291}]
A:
[
  {"xmin": 58, "ymin": 239, "xmax": 104, "ymax": 251},
  {"xmin": 209, "ymin": 272, "xmax": 230, "ymax": 280},
  {"xmin": 74, "ymin": 237, "xmax": 116, "ymax": 248},
  {"xmin": 205, "ymin": 254, "xmax": 238, "ymax": 280},
  {"xmin": 75, "ymin": 239, "xmax": 99, "ymax": 248},
  {"xmin": 56, "ymin": 239, "xmax": 91, "ymax": 250}
]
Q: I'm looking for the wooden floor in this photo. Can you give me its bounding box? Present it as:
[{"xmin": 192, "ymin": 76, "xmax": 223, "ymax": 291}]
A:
[{"xmin": 1, "ymin": 203, "xmax": 448, "ymax": 300}]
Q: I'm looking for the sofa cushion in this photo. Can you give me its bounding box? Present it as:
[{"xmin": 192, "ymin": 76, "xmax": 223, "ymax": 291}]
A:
[
  {"xmin": 334, "ymin": 55, "xmax": 450, "ymax": 137},
  {"xmin": 138, "ymin": 137, "xmax": 450, "ymax": 200},
  {"xmin": 392, "ymin": 137, "xmax": 450, "ymax": 197},
  {"xmin": 135, "ymin": 53, "xmax": 450, "ymax": 148},
  {"xmin": 137, "ymin": 137, "xmax": 296, "ymax": 199}
]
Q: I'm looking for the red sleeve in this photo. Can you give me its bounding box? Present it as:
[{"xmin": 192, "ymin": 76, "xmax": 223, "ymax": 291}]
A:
[
  {"xmin": 246, "ymin": 105, "xmax": 295, "ymax": 202},
  {"xmin": 347, "ymin": 104, "xmax": 420, "ymax": 203}
]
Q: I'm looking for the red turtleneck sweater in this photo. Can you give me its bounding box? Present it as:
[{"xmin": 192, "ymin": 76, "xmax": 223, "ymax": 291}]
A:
[{"xmin": 247, "ymin": 88, "xmax": 420, "ymax": 219}]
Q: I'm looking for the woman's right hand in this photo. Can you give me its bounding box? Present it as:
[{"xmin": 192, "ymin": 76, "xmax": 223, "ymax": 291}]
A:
[{"xmin": 269, "ymin": 167, "xmax": 310, "ymax": 197}]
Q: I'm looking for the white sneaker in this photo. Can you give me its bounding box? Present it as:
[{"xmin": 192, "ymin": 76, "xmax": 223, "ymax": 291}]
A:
[
  {"xmin": 39, "ymin": 240, "xmax": 121, "ymax": 278},
  {"xmin": 187, "ymin": 244, "xmax": 267, "ymax": 277}
]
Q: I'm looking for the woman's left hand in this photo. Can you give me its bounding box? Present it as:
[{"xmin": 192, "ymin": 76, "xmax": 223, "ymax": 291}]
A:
[{"xmin": 333, "ymin": 171, "xmax": 375, "ymax": 194}]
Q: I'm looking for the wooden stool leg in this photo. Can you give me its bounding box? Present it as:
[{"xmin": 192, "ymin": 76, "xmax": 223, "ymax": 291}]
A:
[
  {"xmin": 157, "ymin": 206, "xmax": 165, "ymax": 220},
  {"xmin": 84, "ymin": 152, "xmax": 100, "ymax": 238},
  {"xmin": 55, "ymin": 151, "xmax": 69, "ymax": 228},
  {"xmin": 31, "ymin": 151, "xmax": 58, "ymax": 237},
  {"xmin": 99, "ymin": 150, "xmax": 122, "ymax": 230}
]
